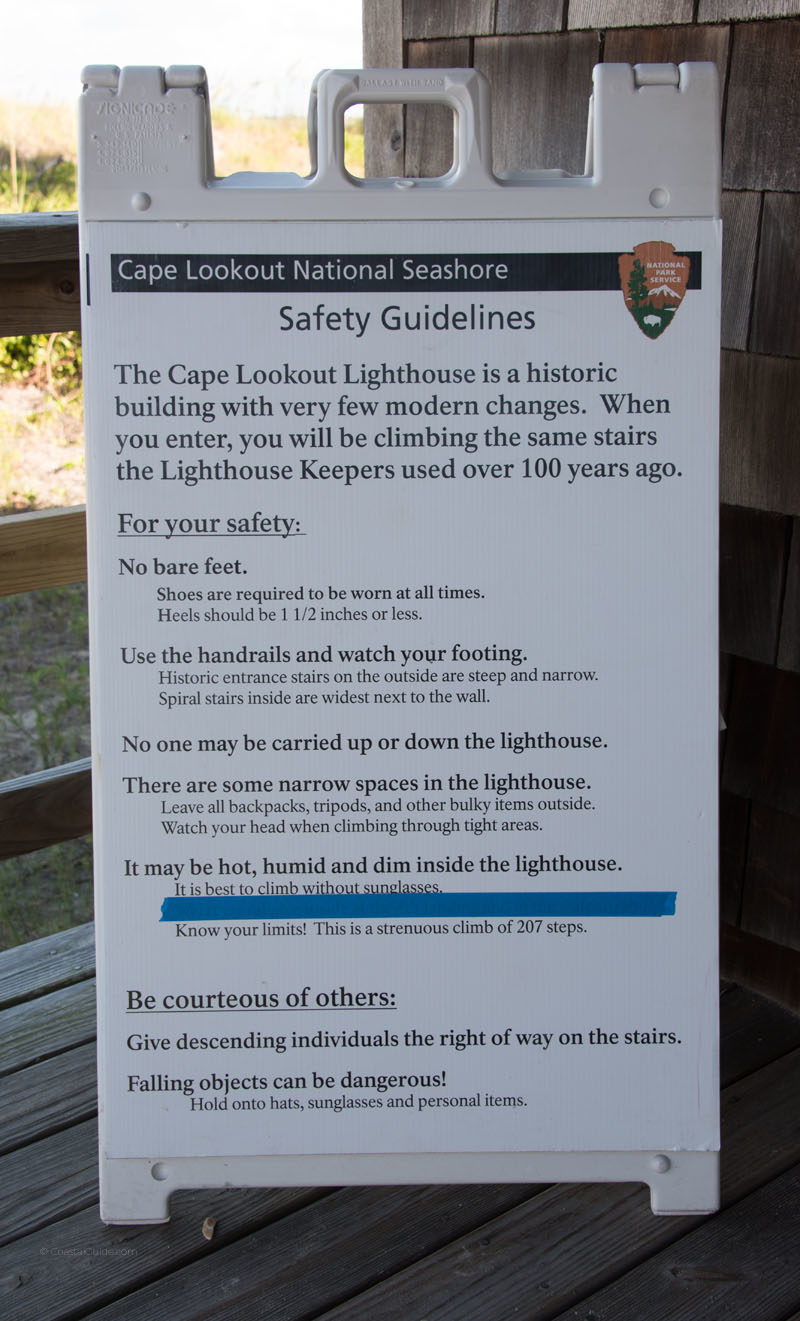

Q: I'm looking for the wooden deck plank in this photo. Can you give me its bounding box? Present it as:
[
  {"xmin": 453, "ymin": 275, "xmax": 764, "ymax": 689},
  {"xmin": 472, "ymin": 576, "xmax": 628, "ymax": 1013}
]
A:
[
  {"xmin": 1, "ymin": 1185, "xmax": 531, "ymax": 1321},
  {"xmin": 276, "ymin": 1047, "xmax": 800, "ymax": 1321},
  {"xmin": 0, "ymin": 922, "xmax": 94, "ymax": 1010},
  {"xmin": 549, "ymin": 1162, "xmax": 800, "ymax": 1321},
  {"xmin": 1, "ymin": 982, "xmax": 797, "ymax": 1247},
  {"xmin": 315, "ymin": 1185, "xmax": 660, "ymax": 1321},
  {"xmin": 16, "ymin": 1038, "xmax": 800, "ymax": 1321},
  {"xmin": 0, "ymin": 1187, "xmax": 331, "ymax": 1321},
  {"xmin": 0, "ymin": 1041, "xmax": 96, "ymax": 1154},
  {"xmin": 0, "ymin": 1120, "xmax": 98, "ymax": 1247},
  {"xmin": 0, "ymin": 956, "xmax": 795, "ymax": 1320},
  {"xmin": 0, "ymin": 979, "xmax": 95, "ymax": 1077}
]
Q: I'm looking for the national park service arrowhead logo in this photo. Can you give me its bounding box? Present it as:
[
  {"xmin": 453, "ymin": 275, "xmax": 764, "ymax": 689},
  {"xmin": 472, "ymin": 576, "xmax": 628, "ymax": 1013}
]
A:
[{"xmin": 618, "ymin": 242, "xmax": 690, "ymax": 339}]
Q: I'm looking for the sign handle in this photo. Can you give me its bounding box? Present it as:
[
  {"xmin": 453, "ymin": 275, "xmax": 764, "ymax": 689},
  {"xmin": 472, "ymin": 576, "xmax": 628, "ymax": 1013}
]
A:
[{"xmin": 308, "ymin": 68, "xmax": 495, "ymax": 189}]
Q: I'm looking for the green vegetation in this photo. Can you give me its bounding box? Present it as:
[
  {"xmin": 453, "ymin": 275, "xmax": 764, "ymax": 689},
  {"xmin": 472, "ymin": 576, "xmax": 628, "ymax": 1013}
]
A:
[
  {"xmin": 0, "ymin": 145, "xmax": 76, "ymax": 213},
  {"xmin": 0, "ymin": 331, "xmax": 82, "ymax": 393},
  {"xmin": 0, "ymin": 583, "xmax": 89, "ymax": 767},
  {"xmin": 0, "ymin": 836, "xmax": 93, "ymax": 947},
  {"xmin": 0, "ymin": 331, "xmax": 84, "ymax": 512}
]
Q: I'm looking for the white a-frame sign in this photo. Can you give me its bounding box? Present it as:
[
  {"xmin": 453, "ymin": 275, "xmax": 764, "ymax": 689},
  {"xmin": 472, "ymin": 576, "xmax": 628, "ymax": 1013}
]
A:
[{"xmin": 79, "ymin": 64, "xmax": 720, "ymax": 1223}]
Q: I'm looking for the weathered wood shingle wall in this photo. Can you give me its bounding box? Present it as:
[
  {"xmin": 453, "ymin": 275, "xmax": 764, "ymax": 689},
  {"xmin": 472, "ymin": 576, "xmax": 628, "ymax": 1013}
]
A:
[{"xmin": 363, "ymin": 0, "xmax": 800, "ymax": 1008}]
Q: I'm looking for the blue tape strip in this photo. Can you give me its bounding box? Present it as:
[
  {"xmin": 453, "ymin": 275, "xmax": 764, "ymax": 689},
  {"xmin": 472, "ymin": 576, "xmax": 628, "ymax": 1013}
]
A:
[{"xmin": 160, "ymin": 892, "xmax": 676, "ymax": 921}]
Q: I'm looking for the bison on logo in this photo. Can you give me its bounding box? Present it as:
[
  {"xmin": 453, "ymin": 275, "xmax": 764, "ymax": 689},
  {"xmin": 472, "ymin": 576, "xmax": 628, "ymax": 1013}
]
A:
[{"xmin": 618, "ymin": 241, "xmax": 690, "ymax": 339}]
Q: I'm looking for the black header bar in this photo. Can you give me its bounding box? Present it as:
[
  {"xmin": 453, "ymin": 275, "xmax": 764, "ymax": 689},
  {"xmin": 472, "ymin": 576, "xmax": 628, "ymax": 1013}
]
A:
[{"xmin": 110, "ymin": 251, "xmax": 702, "ymax": 294}]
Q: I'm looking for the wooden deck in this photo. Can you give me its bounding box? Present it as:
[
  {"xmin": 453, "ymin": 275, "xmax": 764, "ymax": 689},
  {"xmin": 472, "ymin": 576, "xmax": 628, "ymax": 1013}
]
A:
[{"xmin": 2, "ymin": 924, "xmax": 800, "ymax": 1321}]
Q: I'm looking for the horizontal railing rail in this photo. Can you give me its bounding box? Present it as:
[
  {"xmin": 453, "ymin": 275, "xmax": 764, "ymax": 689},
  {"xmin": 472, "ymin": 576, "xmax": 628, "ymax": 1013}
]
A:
[
  {"xmin": 0, "ymin": 506, "xmax": 87, "ymax": 596},
  {"xmin": 0, "ymin": 212, "xmax": 80, "ymax": 335},
  {"xmin": 0, "ymin": 758, "xmax": 92, "ymax": 858}
]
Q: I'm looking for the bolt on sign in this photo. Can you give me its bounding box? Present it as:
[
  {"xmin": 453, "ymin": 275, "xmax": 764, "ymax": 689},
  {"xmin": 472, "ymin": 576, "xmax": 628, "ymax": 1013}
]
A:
[{"xmin": 79, "ymin": 63, "xmax": 720, "ymax": 1223}]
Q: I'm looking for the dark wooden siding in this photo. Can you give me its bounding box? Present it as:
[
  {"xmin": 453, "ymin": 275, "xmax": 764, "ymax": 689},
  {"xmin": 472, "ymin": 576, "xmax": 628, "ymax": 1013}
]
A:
[{"xmin": 364, "ymin": 0, "xmax": 800, "ymax": 1008}]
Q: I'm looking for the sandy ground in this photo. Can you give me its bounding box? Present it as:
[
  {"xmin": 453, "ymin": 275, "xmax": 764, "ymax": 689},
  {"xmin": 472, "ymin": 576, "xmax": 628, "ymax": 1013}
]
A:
[{"xmin": 0, "ymin": 383, "xmax": 85, "ymax": 511}]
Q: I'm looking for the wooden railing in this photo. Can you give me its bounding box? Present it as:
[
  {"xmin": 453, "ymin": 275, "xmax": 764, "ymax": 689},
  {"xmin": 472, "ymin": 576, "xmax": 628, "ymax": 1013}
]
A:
[
  {"xmin": 0, "ymin": 213, "xmax": 80, "ymax": 334},
  {"xmin": 0, "ymin": 210, "xmax": 91, "ymax": 859}
]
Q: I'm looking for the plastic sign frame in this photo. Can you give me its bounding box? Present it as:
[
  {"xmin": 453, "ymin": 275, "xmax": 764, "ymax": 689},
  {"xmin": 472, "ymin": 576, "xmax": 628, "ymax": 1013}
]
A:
[{"xmin": 79, "ymin": 64, "xmax": 720, "ymax": 1223}]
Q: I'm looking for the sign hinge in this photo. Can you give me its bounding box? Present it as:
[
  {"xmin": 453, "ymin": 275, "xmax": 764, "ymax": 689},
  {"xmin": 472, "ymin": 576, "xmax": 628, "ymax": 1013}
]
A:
[
  {"xmin": 633, "ymin": 64, "xmax": 682, "ymax": 88},
  {"xmin": 81, "ymin": 65, "xmax": 208, "ymax": 93}
]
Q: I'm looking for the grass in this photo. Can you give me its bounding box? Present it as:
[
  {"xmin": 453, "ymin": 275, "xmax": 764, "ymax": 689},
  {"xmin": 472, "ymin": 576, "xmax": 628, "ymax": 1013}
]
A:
[
  {"xmin": 0, "ymin": 840, "xmax": 94, "ymax": 947},
  {"xmin": 0, "ymin": 583, "xmax": 90, "ymax": 772}
]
